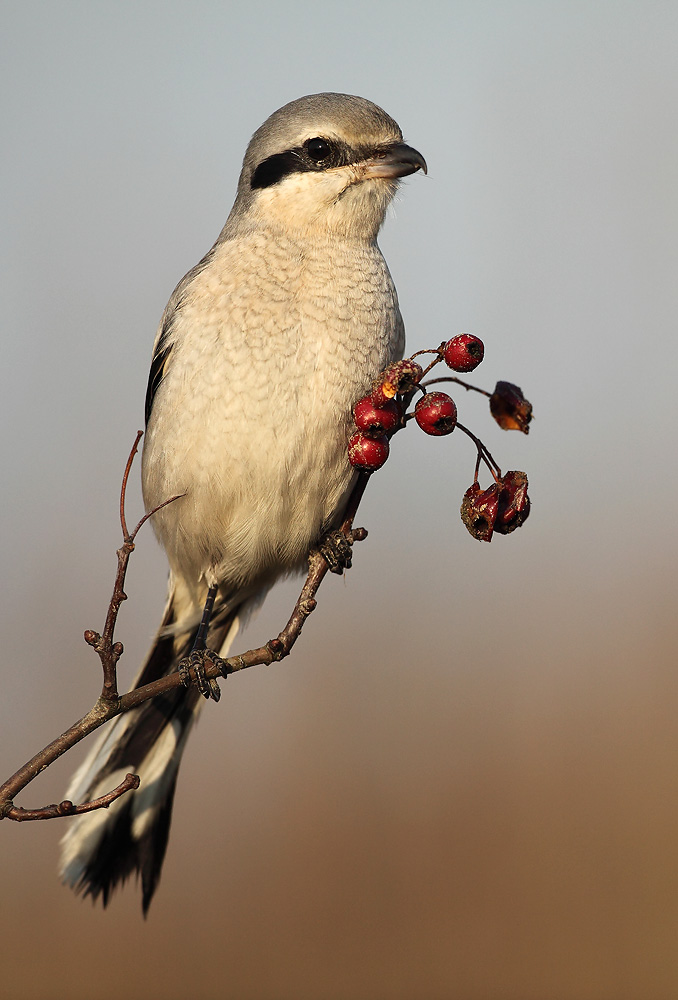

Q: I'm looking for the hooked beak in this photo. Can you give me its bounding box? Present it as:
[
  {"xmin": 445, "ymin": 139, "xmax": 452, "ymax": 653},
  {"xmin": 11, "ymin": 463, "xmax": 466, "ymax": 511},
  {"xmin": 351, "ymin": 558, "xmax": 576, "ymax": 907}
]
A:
[{"xmin": 360, "ymin": 142, "xmax": 428, "ymax": 180}]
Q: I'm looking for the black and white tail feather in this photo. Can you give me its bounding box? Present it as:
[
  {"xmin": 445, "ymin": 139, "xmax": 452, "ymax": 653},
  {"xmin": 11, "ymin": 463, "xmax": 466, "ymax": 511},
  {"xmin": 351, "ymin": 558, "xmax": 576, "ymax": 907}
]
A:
[{"xmin": 59, "ymin": 588, "xmax": 241, "ymax": 914}]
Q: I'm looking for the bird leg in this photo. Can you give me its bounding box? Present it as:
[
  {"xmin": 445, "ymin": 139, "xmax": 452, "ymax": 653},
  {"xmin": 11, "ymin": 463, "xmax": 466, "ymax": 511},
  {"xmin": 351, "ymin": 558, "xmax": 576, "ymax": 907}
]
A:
[
  {"xmin": 316, "ymin": 472, "xmax": 371, "ymax": 574},
  {"xmin": 178, "ymin": 583, "xmax": 224, "ymax": 702}
]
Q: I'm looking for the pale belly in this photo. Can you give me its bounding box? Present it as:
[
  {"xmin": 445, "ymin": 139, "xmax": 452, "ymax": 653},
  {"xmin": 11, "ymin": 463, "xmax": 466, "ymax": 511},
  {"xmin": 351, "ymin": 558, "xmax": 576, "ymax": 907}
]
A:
[{"xmin": 141, "ymin": 230, "xmax": 404, "ymax": 600}]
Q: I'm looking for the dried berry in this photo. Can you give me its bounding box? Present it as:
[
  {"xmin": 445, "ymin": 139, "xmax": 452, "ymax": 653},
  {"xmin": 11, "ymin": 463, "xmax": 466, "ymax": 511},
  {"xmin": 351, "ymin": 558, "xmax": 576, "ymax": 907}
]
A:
[
  {"xmin": 460, "ymin": 482, "xmax": 500, "ymax": 542},
  {"xmin": 443, "ymin": 334, "xmax": 484, "ymax": 373},
  {"xmin": 460, "ymin": 471, "xmax": 530, "ymax": 541},
  {"xmin": 374, "ymin": 359, "xmax": 424, "ymax": 401},
  {"xmin": 414, "ymin": 392, "xmax": 458, "ymax": 436},
  {"xmin": 494, "ymin": 470, "xmax": 530, "ymax": 534},
  {"xmin": 348, "ymin": 431, "xmax": 389, "ymax": 471},
  {"xmin": 354, "ymin": 396, "xmax": 400, "ymax": 436},
  {"xmin": 489, "ymin": 381, "xmax": 533, "ymax": 434}
]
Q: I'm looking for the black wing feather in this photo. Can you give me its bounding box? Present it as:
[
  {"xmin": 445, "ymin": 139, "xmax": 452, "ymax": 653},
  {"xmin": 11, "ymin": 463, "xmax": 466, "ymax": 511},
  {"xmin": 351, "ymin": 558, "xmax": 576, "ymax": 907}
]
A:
[{"xmin": 144, "ymin": 340, "xmax": 173, "ymax": 425}]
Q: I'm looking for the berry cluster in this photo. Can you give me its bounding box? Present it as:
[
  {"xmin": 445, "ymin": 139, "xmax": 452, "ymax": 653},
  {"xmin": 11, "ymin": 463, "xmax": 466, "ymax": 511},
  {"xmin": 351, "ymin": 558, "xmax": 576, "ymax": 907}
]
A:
[
  {"xmin": 347, "ymin": 334, "xmax": 532, "ymax": 542},
  {"xmin": 460, "ymin": 470, "xmax": 530, "ymax": 542}
]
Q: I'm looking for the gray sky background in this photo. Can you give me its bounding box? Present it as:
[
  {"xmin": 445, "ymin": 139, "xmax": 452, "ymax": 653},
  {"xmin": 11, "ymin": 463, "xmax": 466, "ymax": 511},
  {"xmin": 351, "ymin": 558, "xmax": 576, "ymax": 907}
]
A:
[{"xmin": 2, "ymin": 3, "xmax": 678, "ymax": 999}]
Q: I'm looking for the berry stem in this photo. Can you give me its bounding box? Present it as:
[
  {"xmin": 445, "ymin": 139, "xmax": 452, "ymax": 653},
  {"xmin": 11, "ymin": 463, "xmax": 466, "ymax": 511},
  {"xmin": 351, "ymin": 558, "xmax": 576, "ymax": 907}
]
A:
[
  {"xmin": 473, "ymin": 448, "xmax": 482, "ymax": 484},
  {"xmin": 408, "ymin": 346, "xmax": 443, "ymax": 361},
  {"xmin": 456, "ymin": 422, "xmax": 502, "ymax": 481},
  {"xmin": 423, "ymin": 375, "xmax": 492, "ymax": 398},
  {"xmin": 408, "ymin": 346, "xmax": 445, "ymax": 379}
]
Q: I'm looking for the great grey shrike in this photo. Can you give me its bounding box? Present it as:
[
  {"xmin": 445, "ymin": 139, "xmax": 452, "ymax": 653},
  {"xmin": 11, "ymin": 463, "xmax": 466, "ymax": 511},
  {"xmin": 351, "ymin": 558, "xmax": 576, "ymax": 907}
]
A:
[{"xmin": 60, "ymin": 93, "xmax": 426, "ymax": 912}]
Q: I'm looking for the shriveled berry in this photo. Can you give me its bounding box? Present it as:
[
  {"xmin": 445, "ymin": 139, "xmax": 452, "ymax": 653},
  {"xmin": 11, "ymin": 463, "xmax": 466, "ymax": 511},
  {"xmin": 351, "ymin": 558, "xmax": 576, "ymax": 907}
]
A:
[
  {"xmin": 443, "ymin": 333, "xmax": 485, "ymax": 373},
  {"xmin": 460, "ymin": 482, "xmax": 500, "ymax": 542},
  {"xmin": 378, "ymin": 359, "xmax": 424, "ymax": 398},
  {"xmin": 354, "ymin": 396, "xmax": 400, "ymax": 436},
  {"xmin": 494, "ymin": 470, "xmax": 530, "ymax": 534},
  {"xmin": 348, "ymin": 431, "xmax": 389, "ymax": 471},
  {"xmin": 414, "ymin": 392, "xmax": 457, "ymax": 436},
  {"xmin": 489, "ymin": 381, "xmax": 533, "ymax": 434}
]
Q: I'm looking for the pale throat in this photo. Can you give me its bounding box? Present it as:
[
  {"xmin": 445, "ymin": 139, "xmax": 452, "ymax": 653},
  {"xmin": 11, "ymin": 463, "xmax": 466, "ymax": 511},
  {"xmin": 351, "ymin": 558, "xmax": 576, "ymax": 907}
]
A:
[{"xmin": 252, "ymin": 169, "xmax": 396, "ymax": 241}]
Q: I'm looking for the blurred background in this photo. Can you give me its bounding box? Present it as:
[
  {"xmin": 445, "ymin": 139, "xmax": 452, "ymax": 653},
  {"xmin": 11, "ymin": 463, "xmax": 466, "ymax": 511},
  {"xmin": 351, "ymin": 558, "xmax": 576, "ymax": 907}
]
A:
[{"xmin": 2, "ymin": 2, "xmax": 677, "ymax": 998}]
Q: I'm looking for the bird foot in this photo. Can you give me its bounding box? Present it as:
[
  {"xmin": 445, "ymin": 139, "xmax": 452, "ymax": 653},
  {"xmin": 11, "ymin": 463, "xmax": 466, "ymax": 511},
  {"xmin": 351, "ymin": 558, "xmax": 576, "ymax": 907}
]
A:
[
  {"xmin": 317, "ymin": 529, "xmax": 356, "ymax": 574},
  {"xmin": 178, "ymin": 649, "xmax": 223, "ymax": 702}
]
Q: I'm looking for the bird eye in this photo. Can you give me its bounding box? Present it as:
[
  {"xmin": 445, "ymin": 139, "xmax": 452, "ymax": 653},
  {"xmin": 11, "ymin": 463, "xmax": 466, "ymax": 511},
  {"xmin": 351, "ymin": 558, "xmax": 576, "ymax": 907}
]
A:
[{"xmin": 305, "ymin": 137, "xmax": 332, "ymax": 162}]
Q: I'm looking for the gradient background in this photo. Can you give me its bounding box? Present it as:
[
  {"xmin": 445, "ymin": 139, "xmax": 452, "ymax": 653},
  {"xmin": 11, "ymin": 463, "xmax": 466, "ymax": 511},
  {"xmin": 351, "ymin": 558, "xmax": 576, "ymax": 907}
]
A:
[{"xmin": 2, "ymin": 3, "xmax": 677, "ymax": 998}]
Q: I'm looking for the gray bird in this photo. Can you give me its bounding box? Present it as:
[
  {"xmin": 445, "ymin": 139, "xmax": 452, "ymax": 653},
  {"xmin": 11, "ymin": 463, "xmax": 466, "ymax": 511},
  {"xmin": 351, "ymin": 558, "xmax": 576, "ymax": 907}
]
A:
[{"xmin": 59, "ymin": 93, "xmax": 426, "ymax": 912}]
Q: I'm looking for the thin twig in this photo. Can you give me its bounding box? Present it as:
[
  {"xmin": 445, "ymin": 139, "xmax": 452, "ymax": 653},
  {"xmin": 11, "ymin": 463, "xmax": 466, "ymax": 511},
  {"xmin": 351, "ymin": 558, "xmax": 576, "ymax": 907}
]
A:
[
  {"xmin": 423, "ymin": 375, "xmax": 492, "ymax": 397},
  {"xmin": 0, "ymin": 698, "xmax": 123, "ymax": 820},
  {"xmin": 129, "ymin": 494, "xmax": 185, "ymax": 543},
  {"xmin": 409, "ymin": 344, "xmax": 445, "ymax": 378},
  {"xmin": 457, "ymin": 422, "xmax": 502, "ymax": 479},
  {"xmin": 119, "ymin": 431, "xmax": 143, "ymax": 542},
  {"xmin": 5, "ymin": 774, "xmax": 140, "ymax": 822},
  {"xmin": 87, "ymin": 434, "xmax": 184, "ymax": 704}
]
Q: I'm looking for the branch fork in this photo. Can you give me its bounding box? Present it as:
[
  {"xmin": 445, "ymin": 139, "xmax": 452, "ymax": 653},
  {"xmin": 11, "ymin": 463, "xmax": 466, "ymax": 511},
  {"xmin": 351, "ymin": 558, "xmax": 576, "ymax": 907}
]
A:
[{"xmin": 0, "ymin": 441, "xmax": 370, "ymax": 822}]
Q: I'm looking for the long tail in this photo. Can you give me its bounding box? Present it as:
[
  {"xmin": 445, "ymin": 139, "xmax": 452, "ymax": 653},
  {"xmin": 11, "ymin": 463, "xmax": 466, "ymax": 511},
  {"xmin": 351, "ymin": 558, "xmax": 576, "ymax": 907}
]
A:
[{"xmin": 59, "ymin": 584, "xmax": 240, "ymax": 914}]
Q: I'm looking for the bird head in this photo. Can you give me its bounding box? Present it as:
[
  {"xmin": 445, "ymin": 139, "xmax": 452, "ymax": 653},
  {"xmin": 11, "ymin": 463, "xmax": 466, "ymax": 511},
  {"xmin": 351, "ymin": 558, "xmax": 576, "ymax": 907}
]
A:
[{"xmin": 226, "ymin": 93, "xmax": 426, "ymax": 242}]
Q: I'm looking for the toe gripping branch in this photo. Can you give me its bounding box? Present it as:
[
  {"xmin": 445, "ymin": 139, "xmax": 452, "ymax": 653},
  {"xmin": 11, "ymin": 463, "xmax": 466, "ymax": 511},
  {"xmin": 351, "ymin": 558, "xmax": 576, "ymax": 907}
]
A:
[
  {"xmin": 178, "ymin": 583, "xmax": 223, "ymax": 702},
  {"xmin": 316, "ymin": 469, "xmax": 371, "ymax": 575},
  {"xmin": 318, "ymin": 528, "xmax": 357, "ymax": 574}
]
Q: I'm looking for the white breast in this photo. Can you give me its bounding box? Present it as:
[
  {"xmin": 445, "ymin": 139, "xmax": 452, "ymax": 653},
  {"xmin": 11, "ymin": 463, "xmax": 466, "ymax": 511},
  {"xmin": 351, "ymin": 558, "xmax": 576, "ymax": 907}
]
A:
[{"xmin": 142, "ymin": 227, "xmax": 404, "ymax": 606}]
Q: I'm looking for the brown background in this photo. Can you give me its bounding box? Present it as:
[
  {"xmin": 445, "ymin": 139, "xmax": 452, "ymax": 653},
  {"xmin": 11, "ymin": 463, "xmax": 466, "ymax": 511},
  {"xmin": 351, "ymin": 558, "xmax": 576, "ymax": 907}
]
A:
[{"xmin": 2, "ymin": 3, "xmax": 678, "ymax": 998}]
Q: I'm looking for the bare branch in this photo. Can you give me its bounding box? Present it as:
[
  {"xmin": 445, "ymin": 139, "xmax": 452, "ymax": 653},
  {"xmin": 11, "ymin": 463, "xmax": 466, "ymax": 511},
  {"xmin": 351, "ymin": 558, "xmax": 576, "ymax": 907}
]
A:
[
  {"xmin": 128, "ymin": 492, "xmax": 185, "ymax": 544},
  {"xmin": 0, "ymin": 698, "xmax": 119, "ymax": 820},
  {"xmin": 4, "ymin": 773, "xmax": 140, "ymax": 823},
  {"xmin": 87, "ymin": 433, "xmax": 184, "ymax": 704},
  {"xmin": 119, "ymin": 430, "xmax": 143, "ymax": 542}
]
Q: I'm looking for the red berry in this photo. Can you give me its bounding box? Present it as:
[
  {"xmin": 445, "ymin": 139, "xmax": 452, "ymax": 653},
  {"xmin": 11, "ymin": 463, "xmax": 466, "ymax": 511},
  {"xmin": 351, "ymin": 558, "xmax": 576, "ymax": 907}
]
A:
[
  {"xmin": 443, "ymin": 334, "xmax": 485, "ymax": 373},
  {"xmin": 348, "ymin": 431, "xmax": 389, "ymax": 471},
  {"xmin": 414, "ymin": 392, "xmax": 458, "ymax": 436},
  {"xmin": 354, "ymin": 396, "xmax": 400, "ymax": 436},
  {"xmin": 370, "ymin": 383, "xmax": 392, "ymax": 407}
]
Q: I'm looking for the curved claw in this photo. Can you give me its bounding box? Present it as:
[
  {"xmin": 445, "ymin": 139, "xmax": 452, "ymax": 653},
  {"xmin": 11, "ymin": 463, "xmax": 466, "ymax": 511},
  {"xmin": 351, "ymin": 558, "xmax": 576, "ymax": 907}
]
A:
[
  {"xmin": 318, "ymin": 530, "xmax": 354, "ymax": 574},
  {"xmin": 178, "ymin": 649, "xmax": 222, "ymax": 702}
]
